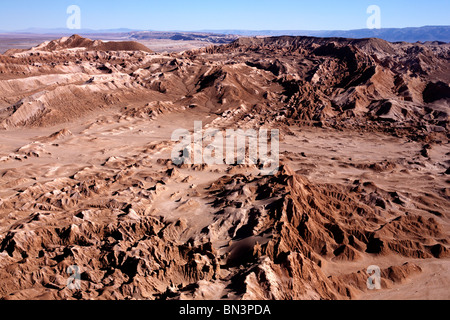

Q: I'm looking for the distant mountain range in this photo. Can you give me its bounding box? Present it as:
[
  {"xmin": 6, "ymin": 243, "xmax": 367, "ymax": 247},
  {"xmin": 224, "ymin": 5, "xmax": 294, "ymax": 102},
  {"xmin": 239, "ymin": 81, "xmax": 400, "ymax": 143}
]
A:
[
  {"xmin": 1, "ymin": 26, "xmax": 449, "ymax": 43},
  {"xmin": 199, "ymin": 26, "xmax": 450, "ymax": 43}
]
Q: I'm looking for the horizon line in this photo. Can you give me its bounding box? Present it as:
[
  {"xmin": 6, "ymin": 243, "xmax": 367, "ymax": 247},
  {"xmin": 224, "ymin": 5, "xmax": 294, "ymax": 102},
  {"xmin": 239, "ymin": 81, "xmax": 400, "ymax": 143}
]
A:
[{"xmin": 0, "ymin": 25, "xmax": 449, "ymax": 34}]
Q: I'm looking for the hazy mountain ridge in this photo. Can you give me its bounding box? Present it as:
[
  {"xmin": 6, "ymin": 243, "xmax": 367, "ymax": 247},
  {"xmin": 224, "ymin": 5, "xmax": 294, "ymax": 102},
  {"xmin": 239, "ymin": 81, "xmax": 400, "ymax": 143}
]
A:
[{"xmin": 1, "ymin": 26, "xmax": 449, "ymax": 43}]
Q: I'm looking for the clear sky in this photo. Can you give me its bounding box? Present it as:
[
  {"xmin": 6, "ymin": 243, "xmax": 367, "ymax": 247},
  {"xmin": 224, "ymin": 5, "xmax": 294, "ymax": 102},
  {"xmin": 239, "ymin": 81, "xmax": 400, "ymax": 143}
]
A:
[{"xmin": 0, "ymin": 0, "xmax": 449, "ymax": 31}]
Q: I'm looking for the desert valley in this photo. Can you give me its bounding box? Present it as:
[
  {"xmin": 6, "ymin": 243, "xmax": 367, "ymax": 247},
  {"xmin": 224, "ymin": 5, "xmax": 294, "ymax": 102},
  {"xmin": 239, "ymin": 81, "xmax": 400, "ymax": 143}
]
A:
[{"xmin": 0, "ymin": 33, "xmax": 448, "ymax": 300}]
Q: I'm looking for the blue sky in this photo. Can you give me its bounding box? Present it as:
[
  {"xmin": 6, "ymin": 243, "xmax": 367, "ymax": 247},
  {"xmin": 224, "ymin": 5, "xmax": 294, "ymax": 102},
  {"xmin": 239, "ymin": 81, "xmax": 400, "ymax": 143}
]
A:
[{"xmin": 0, "ymin": 0, "xmax": 449, "ymax": 31}]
